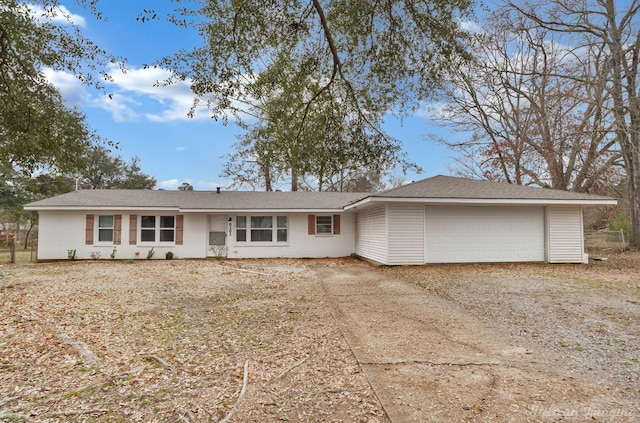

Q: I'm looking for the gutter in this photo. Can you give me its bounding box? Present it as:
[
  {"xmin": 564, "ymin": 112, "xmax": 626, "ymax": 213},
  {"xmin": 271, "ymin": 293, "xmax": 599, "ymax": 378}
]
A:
[{"xmin": 344, "ymin": 196, "xmax": 618, "ymax": 210}]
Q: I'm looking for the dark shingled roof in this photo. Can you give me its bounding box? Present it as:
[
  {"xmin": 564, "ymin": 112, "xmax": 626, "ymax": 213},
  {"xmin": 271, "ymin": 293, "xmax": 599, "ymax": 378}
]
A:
[
  {"xmin": 24, "ymin": 175, "xmax": 616, "ymax": 211},
  {"xmin": 370, "ymin": 175, "xmax": 615, "ymax": 201},
  {"xmin": 24, "ymin": 189, "xmax": 370, "ymax": 211}
]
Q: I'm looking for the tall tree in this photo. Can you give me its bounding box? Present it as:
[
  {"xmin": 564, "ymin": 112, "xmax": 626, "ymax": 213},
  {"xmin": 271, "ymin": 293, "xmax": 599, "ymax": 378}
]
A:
[
  {"xmin": 1, "ymin": 0, "xmax": 117, "ymax": 174},
  {"xmin": 222, "ymin": 64, "xmax": 415, "ymax": 191},
  {"xmin": 436, "ymin": 8, "xmax": 622, "ymax": 193},
  {"xmin": 77, "ymin": 145, "xmax": 156, "ymax": 190},
  {"xmin": 506, "ymin": 0, "xmax": 640, "ymax": 247},
  {"xmin": 154, "ymin": 0, "xmax": 473, "ymax": 190},
  {"xmin": 0, "ymin": 164, "xmax": 75, "ymax": 247}
]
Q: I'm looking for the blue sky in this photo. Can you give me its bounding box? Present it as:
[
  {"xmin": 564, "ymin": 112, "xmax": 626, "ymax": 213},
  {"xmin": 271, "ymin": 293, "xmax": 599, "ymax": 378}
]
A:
[{"xmin": 47, "ymin": 1, "xmax": 459, "ymax": 190}]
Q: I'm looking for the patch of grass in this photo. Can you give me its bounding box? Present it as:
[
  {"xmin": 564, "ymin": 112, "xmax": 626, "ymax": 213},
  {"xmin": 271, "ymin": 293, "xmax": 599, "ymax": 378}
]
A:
[{"xmin": 0, "ymin": 249, "xmax": 32, "ymax": 263}]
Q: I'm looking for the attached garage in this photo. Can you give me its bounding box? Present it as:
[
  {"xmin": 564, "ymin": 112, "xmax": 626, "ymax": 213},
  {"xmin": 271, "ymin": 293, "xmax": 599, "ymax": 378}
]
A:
[
  {"xmin": 424, "ymin": 206, "xmax": 545, "ymax": 263},
  {"xmin": 349, "ymin": 175, "xmax": 616, "ymax": 265}
]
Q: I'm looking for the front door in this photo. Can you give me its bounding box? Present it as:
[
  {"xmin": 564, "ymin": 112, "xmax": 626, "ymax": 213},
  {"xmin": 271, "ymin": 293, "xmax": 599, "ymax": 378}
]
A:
[{"xmin": 208, "ymin": 215, "xmax": 228, "ymax": 256}]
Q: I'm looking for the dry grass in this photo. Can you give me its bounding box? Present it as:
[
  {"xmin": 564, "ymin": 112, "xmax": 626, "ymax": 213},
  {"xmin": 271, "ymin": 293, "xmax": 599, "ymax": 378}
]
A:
[
  {"xmin": 3, "ymin": 253, "xmax": 639, "ymax": 422},
  {"xmin": 0, "ymin": 259, "xmax": 387, "ymax": 422}
]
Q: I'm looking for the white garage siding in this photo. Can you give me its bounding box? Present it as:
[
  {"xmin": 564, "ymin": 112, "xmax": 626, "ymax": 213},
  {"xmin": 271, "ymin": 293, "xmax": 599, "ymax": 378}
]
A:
[
  {"xmin": 355, "ymin": 205, "xmax": 387, "ymax": 264},
  {"xmin": 387, "ymin": 204, "xmax": 425, "ymax": 265},
  {"xmin": 424, "ymin": 206, "xmax": 545, "ymax": 263},
  {"xmin": 547, "ymin": 206, "xmax": 587, "ymax": 263}
]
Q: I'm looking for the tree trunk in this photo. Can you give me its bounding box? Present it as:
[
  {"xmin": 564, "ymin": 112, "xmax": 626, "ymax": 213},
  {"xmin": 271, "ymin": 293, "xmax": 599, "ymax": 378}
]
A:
[
  {"xmin": 630, "ymin": 162, "xmax": 640, "ymax": 248},
  {"xmin": 23, "ymin": 222, "xmax": 33, "ymax": 249}
]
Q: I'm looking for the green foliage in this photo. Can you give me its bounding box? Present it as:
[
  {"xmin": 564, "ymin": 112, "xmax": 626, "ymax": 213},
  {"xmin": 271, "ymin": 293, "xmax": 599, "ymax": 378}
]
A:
[
  {"xmin": 146, "ymin": 247, "xmax": 155, "ymax": 260},
  {"xmin": 90, "ymin": 251, "xmax": 101, "ymax": 260},
  {"xmin": 178, "ymin": 182, "xmax": 194, "ymax": 191},
  {"xmin": 67, "ymin": 249, "xmax": 77, "ymax": 260},
  {"xmin": 608, "ymin": 215, "xmax": 630, "ymax": 233},
  {"xmin": 110, "ymin": 247, "xmax": 117, "ymax": 260},
  {"xmin": 155, "ymin": 0, "xmax": 473, "ymax": 190},
  {"xmin": 0, "ymin": 1, "xmax": 118, "ymax": 175},
  {"xmin": 161, "ymin": 0, "xmax": 473, "ymax": 118},
  {"xmin": 77, "ymin": 146, "xmax": 157, "ymax": 189}
]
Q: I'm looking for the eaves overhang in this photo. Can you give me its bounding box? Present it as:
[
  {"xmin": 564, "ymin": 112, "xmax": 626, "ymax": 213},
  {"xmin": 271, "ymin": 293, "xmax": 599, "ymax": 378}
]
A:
[
  {"xmin": 179, "ymin": 208, "xmax": 349, "ymax": 213},
  {"xmin": 344, "ymin": 196, "xmax": 618, "ymax": 210},
  {"xmin": 25, "ymin": 205, "xmax": 351, "ymax": 213},
  {"xmin": 23, "ymin": 205, "xmax": 180, "ymax": 212}
]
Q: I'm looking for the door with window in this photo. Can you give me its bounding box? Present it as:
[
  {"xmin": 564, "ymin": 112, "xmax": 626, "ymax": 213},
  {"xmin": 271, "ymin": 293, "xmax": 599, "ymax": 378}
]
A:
[{"xmin": 208, "ymin": 215, "xmax": 228, "ymax": 255}]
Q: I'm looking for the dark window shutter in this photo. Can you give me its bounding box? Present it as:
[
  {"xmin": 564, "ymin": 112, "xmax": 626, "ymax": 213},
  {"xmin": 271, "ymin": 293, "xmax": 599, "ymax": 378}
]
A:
[
  {"xmin": 333, "ymin": 215, "xmax": 340, "ymax": 235},
  {"xmin": 129, "ymin": 215, "xmax": 137, "ymax": 245},
  {"xmin": 176, "ymin": 215, "xmax": 184, "ymax": 245},
  {"xmin": 308, "ymin": 214, "xmax": 316, "ymax": 235},
  {"xmin": 85, "ymin": 215, "xmax": 94, "ymax": 245},
  {"xmin": 114, "ymin": 215, "xmax": 122, "ymax": 245}
]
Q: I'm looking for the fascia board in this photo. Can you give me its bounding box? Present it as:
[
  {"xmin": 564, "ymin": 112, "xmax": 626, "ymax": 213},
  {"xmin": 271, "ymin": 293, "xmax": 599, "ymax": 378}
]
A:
[
  {"xmin": 179, "ymin": 208, "xmax": 349, "ymax": 213},
  {"xmin": 343, "ymin": 196, "xmax": 617, "ymax": 209},
  {"xmin": 24, "ymin": 206, "xmax": 180, "ymax": 212},
  {"xmin": 26, "ymin": 206, "xmax": 352, "ymax": 213}
]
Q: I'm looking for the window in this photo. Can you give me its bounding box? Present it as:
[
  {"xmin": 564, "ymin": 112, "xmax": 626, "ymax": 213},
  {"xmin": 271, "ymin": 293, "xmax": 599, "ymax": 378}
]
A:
[
  {"xmin": 140, "ymin": 215, "xmax": 175, "ymax": 243},
  {"xmin": 316, "ymin": 215, "xmax": 333, "ymax": 234},
  {"xmin": 88, "ymin": 214, "xmax": 121, "ymax": 245},
  {"xmin": 308, "ymin": 214, "xmax": 340, "ymax": 235},
  {"xmin": 235, "ymin": 215, "xmax": 287, "ymax": 243},
  {"xmin": 236, "ymin": 216, "xmax": 247, "ymax": 242},
  {"xmin": 251, "ymin": 216, "xmax": 272, "ymax": 241},
  {"xmin": 277, "ymin": 216, "xmax": 288, "ymax": 242},
  {"xmin": 97, "ymin": 215, "xmax": 114, "ymax": 242}
]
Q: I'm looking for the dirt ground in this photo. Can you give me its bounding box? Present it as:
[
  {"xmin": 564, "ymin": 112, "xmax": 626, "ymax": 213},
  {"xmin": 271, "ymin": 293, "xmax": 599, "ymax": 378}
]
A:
[
  {"xmin": 317, "ymin": 254, "xmax": 640, "ymax": 422},
  {"xmin": 1, "ymin": 253, "xmax": 639, "ymax": 422}
]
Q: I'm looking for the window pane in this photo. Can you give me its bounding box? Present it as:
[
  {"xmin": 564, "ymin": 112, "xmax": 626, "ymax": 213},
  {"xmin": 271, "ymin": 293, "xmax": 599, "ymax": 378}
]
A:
[
  {"xmin": 316, "ymin": 216, "xmax": 332, "ymax": 234},
  {"xmin": 277, "ymin": 216, "xmax": 287, "ymax": 228},
  {"xmin": 98, "ymin": 228, "xmax": 113, "ymax": 242},
  {"xmin": 251, "ymin": 216, "xmax": 272, "ymax": 229},
  {"xmin": 160, "ymin": 216, "xmax": 175, "ymax": 228},
  {"xmin": 141, "ymin": 216, "xmax": 155, "ymax": 228},
  {"xmin": 236, "ymin": 216, "xmax": 246, "ymax": 228},
  {"xmin": 277, "ymin": 229, "xmax": 287, "ymax": 242},
  {"xmin": 141, "ymin": 229, "xmax": 155, "ymax": 242},
  {"xmin": 160, "ymin": 229, "xmax": 174, "ymax": 242},
  {"xmin": 251, "ymin": 229, "xmax": 272, "ymax": 242},
  {"xmin": 98, "ymin": 215, "xmax": 113, "ymax": 228},
  {"xmin": 236, "ymin": 229, "xmax": 247, "ymax": 242}
]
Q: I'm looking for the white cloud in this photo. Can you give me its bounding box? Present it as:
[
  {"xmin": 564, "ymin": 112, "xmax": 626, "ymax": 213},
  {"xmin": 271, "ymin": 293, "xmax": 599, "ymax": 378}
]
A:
[
  {"xmin": 44, "ymin": 64, "xmax": 210, "ymax": 122},
  {"xmin": 42, "ymin": 68, "xmax": 92, "ymax": 105},
  {"xmin": 158, "ymin": 179, "xmax": 181, "ymax": 189},
  {"xmin": 44, "ymin": 63, "xmax": 257, "ymax": 124},
  {"xmin": 459, "ymin": 19, "xmax": 482, "ymax": 34},
  {"xmin": 108, "ymin": 66, "xmax": 212, "ymax": 122},
  {"xmin": 27, "ymin": 4, "xmax": 87, "ymax": 27},
  {"xmin": 176, "ymin": 146, "xmax": 186, "ymax": 152}
]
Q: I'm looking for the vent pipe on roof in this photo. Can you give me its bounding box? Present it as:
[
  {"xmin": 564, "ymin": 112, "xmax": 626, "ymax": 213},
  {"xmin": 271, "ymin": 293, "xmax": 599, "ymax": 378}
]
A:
[{"xmin": 216, "ymin": 187, "xmax": 221, "ymax": 194}]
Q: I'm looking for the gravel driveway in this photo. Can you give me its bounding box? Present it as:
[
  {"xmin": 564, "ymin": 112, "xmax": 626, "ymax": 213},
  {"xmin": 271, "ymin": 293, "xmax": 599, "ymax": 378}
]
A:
[{"xmin": 313, "ymin": 255, "xmax": 640, "ymax": 422}]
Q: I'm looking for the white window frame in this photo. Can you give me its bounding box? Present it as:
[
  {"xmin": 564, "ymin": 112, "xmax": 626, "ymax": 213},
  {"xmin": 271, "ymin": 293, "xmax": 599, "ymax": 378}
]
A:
[
  {"xmin": 316, "ymin": 215, "xmax": 333, "ymax": 235},
  {"xmin": 234, "ymin": 215, "xmax": 288, "ymax": 244},
  {"xmin": 139, "ymin": 215, "xmax": 176, "ymax": 244},
  {"xmin": 96, "ymin": 215, "xmax": 114, "ymax": 244}
]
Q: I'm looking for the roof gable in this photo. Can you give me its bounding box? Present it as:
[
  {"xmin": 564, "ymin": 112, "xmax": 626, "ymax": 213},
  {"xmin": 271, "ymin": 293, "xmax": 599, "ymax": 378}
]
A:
[{"xmin": 375, "ymin": 175, "xmax": 614, "ymax": 201}]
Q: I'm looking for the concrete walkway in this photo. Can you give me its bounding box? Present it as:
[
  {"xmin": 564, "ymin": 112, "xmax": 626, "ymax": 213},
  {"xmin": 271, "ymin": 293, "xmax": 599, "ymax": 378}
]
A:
[{"xmin": 314, "ymin": 264, "xmax": 539, "ymax": 422}]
